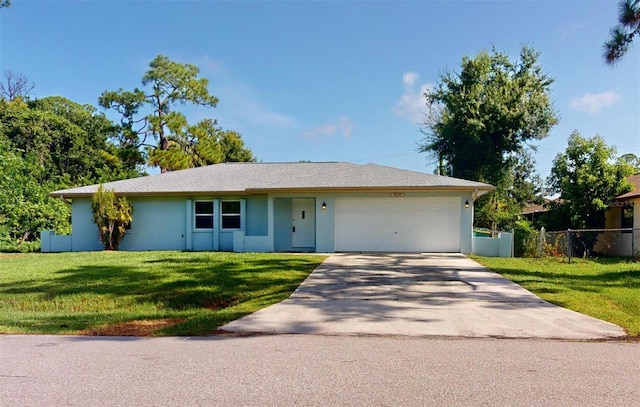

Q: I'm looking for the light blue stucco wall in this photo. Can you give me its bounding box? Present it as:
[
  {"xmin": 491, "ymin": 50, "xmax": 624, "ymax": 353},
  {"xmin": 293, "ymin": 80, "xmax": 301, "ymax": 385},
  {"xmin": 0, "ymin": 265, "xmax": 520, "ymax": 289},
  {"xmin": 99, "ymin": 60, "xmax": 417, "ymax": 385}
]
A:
[
  {"xmin": 460, "ymin": 191, "xmax": 474, "ymax": 254},
  {"xmin": 119, "ymin": 197, "xmax": 187, "ymax": 251},
  {"xmin": 315, "ymin": 195, "xmax": 335, "ymax": 253},
  {"xmin": 71, "ymin": 199, "xmax": 103, "ymax": 251},
  {"xmin": 61, "ymin": 190, "xmax": 476, "ymax": 254},
  {"xmin": 246, "ymin": 195, "xmax": 268, "ymax": 236}
]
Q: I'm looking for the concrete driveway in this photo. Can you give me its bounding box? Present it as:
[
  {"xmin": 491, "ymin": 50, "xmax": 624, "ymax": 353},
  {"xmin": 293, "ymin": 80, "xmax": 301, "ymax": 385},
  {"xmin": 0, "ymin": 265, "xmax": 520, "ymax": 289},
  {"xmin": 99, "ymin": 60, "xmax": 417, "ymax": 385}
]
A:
[{"xmin": 221, "ymin": 253, "xmax": 626, "ymax": 339}]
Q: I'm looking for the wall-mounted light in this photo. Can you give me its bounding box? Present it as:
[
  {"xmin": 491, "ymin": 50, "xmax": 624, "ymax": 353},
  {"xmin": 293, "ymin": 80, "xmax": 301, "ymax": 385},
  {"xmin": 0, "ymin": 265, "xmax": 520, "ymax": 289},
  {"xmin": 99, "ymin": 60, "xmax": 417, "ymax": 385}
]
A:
[
  {"xmin": 464, "ymin": 200, "xmax": 470, "ymax": 209},
  {"xmin": 321, "ymin": 202, "xmax": 327, "ymax": 211}
]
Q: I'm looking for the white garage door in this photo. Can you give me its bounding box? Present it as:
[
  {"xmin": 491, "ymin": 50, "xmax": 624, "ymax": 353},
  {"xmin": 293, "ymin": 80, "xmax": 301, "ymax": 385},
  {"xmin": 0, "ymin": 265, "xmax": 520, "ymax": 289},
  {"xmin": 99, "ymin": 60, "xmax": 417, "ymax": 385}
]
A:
[{"xmin": 334, "ymin": 197, "xmax": 461, "ymax": 252}]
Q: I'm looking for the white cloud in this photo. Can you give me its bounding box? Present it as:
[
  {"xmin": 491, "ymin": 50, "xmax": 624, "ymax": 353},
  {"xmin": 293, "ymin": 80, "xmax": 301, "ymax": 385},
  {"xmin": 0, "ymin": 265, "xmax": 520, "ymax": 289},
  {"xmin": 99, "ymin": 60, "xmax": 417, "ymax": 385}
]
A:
[
  {"xmin": 301, "ymin": 116, "xmax": 353, "ymax": 142},
  {"xmin": 570, "ymin": 91, "xmax": 621, "ymax": 114},
  {"xmin": 394, "ymin": 72, "xmax": 433, "ymax": 123},
  {"xmin": 339, "ymin": 116, "xmax": 352, "ymax": 139},
  {"xmin": 403, "ymin": 72, "xmax": 419, "ymax": 87}
]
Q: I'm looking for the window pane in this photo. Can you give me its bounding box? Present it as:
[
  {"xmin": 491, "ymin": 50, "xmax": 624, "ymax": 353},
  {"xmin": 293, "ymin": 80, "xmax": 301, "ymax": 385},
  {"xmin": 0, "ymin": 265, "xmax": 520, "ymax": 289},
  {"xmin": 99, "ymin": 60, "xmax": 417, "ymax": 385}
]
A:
[
  {"xmin": 195, "ymin": 201, "xmax": 213, "ymax": 215},
  {"xmin": 195, "ymin": 215, "xmax": 213, "ymax": 229},
  {"xmin": 622, "ymin": 206, "xmax": 634, "ymax": 229},
  {"xmin": 222, "ymin": 201, "xmax": 240, "ymax": 214},
  {"xmin": 222, "ymin": 215, "xmax": 241, "ymax": 229}
]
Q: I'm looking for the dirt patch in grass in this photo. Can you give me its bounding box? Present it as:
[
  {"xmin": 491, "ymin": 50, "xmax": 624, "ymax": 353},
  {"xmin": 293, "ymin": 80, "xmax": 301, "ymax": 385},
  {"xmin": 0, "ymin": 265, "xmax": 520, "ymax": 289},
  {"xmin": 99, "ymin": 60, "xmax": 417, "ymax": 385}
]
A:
[
  {"xmin": 82, "ymin": 319, "xmax": 186, "ymax": 336},
  {"xmin": 0, "ymin": 253, "xmax": 26, "ymax": 259},
  {"xmin": 202, "ymin": 296, "xmax": 239, "ymax": 310}
]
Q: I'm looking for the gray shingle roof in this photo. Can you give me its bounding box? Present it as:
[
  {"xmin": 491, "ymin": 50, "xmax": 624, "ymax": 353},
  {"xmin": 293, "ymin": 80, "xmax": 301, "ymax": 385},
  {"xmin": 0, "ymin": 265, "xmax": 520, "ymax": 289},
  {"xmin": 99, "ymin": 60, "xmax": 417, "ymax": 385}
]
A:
[{"xmin": 50, "ymin": 162, "xmax": 494, "ymax": 197}]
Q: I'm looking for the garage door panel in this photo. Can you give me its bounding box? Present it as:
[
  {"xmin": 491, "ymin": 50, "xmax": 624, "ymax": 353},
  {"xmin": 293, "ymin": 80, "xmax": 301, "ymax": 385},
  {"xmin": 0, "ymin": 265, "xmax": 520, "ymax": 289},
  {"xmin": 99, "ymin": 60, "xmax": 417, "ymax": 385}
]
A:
[{"xmin": 334, "ymin": 197, "xmax": 460, "ymax": 252}]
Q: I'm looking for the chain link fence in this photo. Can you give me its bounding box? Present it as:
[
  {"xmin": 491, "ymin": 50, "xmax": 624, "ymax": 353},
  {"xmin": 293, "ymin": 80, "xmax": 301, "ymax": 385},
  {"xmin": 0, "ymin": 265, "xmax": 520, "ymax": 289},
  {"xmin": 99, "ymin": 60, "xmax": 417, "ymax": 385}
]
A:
[{"xmin": 535, "ymin": 228, "xmax": 640, "ymax": 262}]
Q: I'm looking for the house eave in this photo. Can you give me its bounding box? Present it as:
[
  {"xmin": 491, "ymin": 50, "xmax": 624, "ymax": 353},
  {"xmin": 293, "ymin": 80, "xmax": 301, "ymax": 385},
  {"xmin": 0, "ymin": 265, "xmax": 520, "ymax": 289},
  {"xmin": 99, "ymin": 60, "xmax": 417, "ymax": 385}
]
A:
[
  {"xmin": 49, "ymin": 185, "xmax": 494, "ymax": 199},
  {"xmin": 247, "ymin": 185, "xmax": 495, "ymax": 194},
  {"xmin": 48, "ymin": 190, "xmax": 252, "ymax": 199}
]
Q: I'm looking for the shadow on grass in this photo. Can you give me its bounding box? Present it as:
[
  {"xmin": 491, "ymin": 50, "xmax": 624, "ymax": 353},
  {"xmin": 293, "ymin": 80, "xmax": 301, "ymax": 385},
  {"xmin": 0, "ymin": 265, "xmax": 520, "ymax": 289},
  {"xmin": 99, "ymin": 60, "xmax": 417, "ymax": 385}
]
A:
[
  {"xmin": 488, "ymin": 265, "xmax": 640, "ymax": 290},
  {"xmin": 0, "ymin": 254, "xmax": 324, "ymax": 335}
]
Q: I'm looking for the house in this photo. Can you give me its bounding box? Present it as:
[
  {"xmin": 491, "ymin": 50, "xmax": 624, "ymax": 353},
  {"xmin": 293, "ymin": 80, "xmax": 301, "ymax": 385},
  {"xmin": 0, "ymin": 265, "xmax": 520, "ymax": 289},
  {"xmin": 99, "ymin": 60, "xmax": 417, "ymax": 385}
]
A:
[
  {"xmin": 520, "ymin": 202, "xmax": 547, "ymax": 223},
  {"xmin": 43, "ymin": 162, "xmax": 494, "ymax": 253},
  {"xmin": 596, "ymin": 174, "xmax": 640, "ymax": 256}
]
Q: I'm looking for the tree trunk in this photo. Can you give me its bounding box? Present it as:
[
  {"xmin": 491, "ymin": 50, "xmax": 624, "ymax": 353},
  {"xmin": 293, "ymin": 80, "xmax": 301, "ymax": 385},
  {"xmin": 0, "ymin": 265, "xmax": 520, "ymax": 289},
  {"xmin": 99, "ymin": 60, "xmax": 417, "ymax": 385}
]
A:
[{"xmin": 160, "ymin": 136, "xmax": 169, "ymax": 173}]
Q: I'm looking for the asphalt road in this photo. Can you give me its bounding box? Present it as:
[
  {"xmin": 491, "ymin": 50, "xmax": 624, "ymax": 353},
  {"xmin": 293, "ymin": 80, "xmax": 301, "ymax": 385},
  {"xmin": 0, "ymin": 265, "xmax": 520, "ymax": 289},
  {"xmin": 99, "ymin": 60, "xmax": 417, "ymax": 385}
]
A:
[{"xmin": 2, "ymin": 334, "xmax": 639, "ymax": 406}]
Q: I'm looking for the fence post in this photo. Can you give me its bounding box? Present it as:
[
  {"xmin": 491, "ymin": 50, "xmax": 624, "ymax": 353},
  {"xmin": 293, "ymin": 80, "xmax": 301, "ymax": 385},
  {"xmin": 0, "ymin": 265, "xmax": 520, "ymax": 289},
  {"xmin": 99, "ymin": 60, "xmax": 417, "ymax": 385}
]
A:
[
  {"xmin": 567, "ymin": 229, "xmax": 572, "ymax": 264},
  {"xmin": 511, "ymin": 228, "xmax": 515, "ymax": 258},
  {"xmin": 537, "ymin": 226, "xmax": 545, "ymax": 258}
]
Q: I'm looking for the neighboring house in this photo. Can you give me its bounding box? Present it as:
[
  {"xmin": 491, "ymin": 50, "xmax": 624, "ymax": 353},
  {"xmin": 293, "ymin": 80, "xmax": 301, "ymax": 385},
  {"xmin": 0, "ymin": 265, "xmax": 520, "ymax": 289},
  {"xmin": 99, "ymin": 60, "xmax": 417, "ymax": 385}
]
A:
[
  {"xmin": 43, "ymin": 162, "xmax": 493, "ymax": 254},
  {"xmin": 521, "ymin": 202, "xmax": 547, "ymax": 223},
  {"xmin": 596, "ymin": 174, "xmax": 640, "ymax": 256}
]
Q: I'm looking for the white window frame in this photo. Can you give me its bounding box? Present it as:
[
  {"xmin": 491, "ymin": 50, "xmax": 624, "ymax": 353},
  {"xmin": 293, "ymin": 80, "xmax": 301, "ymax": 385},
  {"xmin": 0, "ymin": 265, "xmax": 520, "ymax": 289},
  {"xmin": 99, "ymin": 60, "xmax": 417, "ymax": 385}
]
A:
[
  {"xmin": 194, "ymin": 200, "xmax": 214, "ymax": 230},
  {"xmin": 220, "ymin": 200, "xmax": 242, "ymax": 230}
]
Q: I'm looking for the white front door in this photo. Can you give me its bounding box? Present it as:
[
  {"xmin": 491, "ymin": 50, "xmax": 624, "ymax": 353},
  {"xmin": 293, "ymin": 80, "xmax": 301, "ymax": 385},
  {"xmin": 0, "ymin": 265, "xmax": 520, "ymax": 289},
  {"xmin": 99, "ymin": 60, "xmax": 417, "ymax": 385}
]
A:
[{"xmin": 292, "ymin": 198, "xmax": 315, "ymax": 248}]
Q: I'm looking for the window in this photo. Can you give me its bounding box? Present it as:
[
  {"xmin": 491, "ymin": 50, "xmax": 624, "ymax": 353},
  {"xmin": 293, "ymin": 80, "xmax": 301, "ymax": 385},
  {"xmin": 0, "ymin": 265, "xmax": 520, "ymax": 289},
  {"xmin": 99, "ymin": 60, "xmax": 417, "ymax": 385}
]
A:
[
  {"xmin": 195, "ymin": 201, "xmax": 214, "ymax": 229},
  {"xmin": 621, "ymin": 205, "xmax": 634, "ymax": 231},
  {"xmin": 221, "ymin": 201, "xmax": 241, "ymax": 229}
]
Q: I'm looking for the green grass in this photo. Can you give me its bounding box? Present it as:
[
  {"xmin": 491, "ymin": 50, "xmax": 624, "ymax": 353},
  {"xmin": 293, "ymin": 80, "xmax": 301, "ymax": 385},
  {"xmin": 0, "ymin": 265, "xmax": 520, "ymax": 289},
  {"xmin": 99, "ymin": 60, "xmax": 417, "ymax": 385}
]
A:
[
  {"xmin": 0, "ymin": 251, "xmax": 326, "ymax": 336},
  {"xmin": 473, "ymin": 256, "xmax": 640, "ymax": 337}
]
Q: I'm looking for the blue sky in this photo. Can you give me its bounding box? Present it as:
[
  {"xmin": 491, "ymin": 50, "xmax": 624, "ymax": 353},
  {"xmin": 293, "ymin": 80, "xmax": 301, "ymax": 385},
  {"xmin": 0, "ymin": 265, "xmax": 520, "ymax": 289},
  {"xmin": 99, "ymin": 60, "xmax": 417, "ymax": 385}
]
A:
[{"xmin": 1, "ymin": 0, "xmax": 638, "ymax": 181}]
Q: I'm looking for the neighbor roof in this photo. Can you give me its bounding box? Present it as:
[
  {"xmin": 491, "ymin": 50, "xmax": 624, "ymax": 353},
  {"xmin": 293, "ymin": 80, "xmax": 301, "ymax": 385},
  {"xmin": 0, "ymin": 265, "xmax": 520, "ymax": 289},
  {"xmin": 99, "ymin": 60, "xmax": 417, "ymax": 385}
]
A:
[
  {"xmin": 50, "ymin": 162, "xmax": 494, "ymax": 198},
  {"xmin": 616, "ymin": 173, "xmax": 640, "ymax": 200}
]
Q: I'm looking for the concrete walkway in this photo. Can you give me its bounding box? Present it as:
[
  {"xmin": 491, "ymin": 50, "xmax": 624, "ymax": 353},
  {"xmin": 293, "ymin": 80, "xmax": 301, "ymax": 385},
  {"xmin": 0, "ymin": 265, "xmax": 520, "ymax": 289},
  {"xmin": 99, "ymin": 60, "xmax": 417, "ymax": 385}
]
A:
[{"xmin": 222, "ymin": 253, "xmax": 626, "ymax": 339}]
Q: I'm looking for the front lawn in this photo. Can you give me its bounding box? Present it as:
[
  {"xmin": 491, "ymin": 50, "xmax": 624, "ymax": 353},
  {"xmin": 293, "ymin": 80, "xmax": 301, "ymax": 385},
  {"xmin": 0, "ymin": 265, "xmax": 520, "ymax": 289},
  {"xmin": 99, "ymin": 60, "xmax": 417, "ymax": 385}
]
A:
[
  {"xmin": 473, "ymin": 256, "xmax": 640, "ymax": 337},
  {"xmin": 0, "ymin": 251, "xmax": 326, "ymax": 336}
]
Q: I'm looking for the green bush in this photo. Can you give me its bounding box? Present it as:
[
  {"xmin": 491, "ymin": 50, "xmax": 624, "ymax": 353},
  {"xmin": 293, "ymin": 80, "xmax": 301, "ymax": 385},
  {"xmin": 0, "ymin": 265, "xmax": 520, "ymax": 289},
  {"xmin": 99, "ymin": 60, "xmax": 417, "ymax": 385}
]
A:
[
  {"xmin": 514, "ymin": 220, "xmax": 539, "ymax": 257},
  {"xmin": 0, "ymin": 240, "xmax": 41, "ymax": 253}
]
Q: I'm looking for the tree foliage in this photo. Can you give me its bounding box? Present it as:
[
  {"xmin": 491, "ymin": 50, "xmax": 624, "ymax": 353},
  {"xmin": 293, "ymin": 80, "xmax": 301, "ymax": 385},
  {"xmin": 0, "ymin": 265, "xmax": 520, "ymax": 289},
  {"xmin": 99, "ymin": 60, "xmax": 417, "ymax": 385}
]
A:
[
  {"xmin": 619, "ymin": 153, "xmax": 640, "ymax": 172},
  {"xmin": 0, "ymin": 97, "xmax": 141, "ymax": 186},
  {"xmin": 548, "ymin": 131, "xmax": 634, "ymax": 230},
  {"xmin": 420, "ymin": 46, "xmax": 558, "ymax": 230},
  {"xmin": 474, "ymin": 148, "xmax": 544, "ymax": 230},
  {"xmin": 91, "ymin": 185, "xmax": 133, "ymax": 251},
  {"xmin": 0, "ymin": 137, "xmax": 70, "ymax": 246},
  {"xmin": 604, "ymin": 0, "xmax": 640, "ymax": 64},
  {"xmin": 0, "ymin": 96, "xmax": 142, "ymax": 248},
  {"xmin": 421, "ymin": 46, "xmax": 558, "ymax": 185},
  {"xmin": 100, "ymin": 55, "xmax": 254, "ymax": 172}
]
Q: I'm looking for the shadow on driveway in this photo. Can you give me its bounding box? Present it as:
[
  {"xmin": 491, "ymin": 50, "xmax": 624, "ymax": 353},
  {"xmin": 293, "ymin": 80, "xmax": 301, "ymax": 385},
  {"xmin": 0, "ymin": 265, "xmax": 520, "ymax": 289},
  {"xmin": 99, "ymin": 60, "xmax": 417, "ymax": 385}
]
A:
[{"xmin": 221, "ymin": 253, "xmax": 626, "ymax": 339}]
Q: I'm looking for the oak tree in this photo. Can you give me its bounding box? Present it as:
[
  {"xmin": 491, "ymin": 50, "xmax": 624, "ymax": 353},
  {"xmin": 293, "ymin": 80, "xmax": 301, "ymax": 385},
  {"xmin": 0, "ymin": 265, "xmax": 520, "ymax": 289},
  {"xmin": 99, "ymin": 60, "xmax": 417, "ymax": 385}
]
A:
[
  {"xmin": 421, "ymin": 46, "xmax": 558, "ymax": 185},
  {"xmin": 420, "ymin": 46, "xmax": 558, "ymax": 229}
]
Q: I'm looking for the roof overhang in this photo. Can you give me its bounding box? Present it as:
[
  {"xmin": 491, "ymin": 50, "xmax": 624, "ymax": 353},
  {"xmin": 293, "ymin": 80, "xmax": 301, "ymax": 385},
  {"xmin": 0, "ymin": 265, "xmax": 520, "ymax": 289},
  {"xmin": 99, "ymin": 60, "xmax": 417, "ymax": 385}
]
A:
[
  {"xmin": 248, "ymin": 185, "xmax": 494, "ymax": 194},
  {"xmin": 50, "ymin": 185, "xmax": 494, "ymax": 199},
  {"xmin": 49, "ymin": 190, "xmax": 251, "ymax": 199}
]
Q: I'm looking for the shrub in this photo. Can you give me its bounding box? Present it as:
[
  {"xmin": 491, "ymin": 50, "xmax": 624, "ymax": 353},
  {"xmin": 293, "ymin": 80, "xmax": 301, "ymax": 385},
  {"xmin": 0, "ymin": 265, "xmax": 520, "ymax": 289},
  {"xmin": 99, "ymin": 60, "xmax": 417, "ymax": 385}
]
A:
[
  {"xmin": 0, "ymin": 240, "xmax": 41, "ymax": 253},
  {"xmin": 91, "ymin": 185, "xmax": 132, "ymax": 250},
  {"xmin": 514, "ymin": 220, "xmax": 539, "ymax": 257}
]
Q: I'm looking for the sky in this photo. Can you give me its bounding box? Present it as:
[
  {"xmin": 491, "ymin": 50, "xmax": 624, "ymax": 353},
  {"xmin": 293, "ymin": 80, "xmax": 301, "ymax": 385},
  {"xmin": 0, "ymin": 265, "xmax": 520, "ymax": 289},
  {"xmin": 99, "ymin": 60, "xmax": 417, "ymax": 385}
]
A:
[{"xmin": 1, "ymin": 0, "xmax": 639, "ymax": 181}]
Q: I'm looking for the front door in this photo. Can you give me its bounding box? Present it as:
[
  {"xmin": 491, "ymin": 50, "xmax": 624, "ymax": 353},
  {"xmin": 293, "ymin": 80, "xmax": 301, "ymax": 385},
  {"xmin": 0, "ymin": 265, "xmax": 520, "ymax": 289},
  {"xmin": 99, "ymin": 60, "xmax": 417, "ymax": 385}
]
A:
[{"xmin": 292, "ymin": 198, "xmax": 315, "ymax": 248}]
